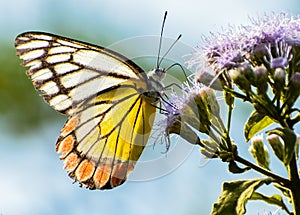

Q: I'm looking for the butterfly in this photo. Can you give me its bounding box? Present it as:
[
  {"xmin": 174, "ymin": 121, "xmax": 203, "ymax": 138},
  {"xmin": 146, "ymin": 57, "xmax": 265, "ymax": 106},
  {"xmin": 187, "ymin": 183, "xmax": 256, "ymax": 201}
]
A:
[{"xmin": 14, "ymin": 12, "xmax": 180, "ymax": 190}]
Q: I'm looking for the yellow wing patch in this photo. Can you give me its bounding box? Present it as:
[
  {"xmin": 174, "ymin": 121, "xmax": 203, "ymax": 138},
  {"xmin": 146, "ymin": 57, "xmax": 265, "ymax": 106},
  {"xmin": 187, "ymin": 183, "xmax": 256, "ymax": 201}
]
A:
[{"xmin": 56, "ymin": 80, "xmax": 157, "ymax": 189}]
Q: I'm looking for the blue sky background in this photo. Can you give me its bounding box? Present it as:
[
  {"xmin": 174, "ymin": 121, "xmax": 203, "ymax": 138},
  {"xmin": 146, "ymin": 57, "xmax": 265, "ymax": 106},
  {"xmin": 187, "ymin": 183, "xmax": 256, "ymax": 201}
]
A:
[{"xmin": 1, "ymin": 0, "xmax": 300, "ymax": 214}]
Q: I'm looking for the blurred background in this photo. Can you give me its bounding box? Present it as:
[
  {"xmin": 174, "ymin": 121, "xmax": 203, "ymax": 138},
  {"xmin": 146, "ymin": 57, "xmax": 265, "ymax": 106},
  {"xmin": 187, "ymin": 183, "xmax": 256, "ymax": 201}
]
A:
[{"xmin": 1, "ymin": 0, "xmax": 299, "ymax": 214}]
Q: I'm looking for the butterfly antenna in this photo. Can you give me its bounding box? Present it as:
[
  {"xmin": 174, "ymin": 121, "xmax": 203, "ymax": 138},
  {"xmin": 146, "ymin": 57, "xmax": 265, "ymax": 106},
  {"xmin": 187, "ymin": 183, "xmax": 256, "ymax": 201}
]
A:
[
  {"xmin": 157, "ymin": 11, "xmax": 168, "ymax": 68},
  {"xmin": 158, "ymin": 34, "xmax": 182, "ymax": 67},
  {"xmin": 165, "ymin": 62, "xmax": 189, "ymax": 83}
]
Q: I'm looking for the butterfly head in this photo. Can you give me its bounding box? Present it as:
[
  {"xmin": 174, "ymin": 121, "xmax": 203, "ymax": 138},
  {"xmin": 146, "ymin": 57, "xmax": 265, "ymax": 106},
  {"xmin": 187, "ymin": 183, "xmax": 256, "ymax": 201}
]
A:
[
  {"xmin": 148, "ymin": 67, "xmax": 166, "ymax": 82},
  {"xmin": 141, "ymin": 67, "xmax": 166, "ymax": 102}
]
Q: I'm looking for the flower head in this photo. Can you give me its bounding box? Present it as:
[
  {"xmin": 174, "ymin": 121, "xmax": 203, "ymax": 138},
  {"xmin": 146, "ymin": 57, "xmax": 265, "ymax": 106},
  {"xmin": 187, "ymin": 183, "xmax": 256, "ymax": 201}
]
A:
[
  {"xmin": 191, "ymin": 13, "xmax": 300, "ymax": 72},
  {"xmin": 162, "ymin": 81, "xmax": 225, "ymax": 151},
  {"xmin": 189, "ymin": 12, "xmax": 300, "ymax": 118},
  {"xmin": 163, "ymin": 82, "xmax": 204, "ymax": 146}
]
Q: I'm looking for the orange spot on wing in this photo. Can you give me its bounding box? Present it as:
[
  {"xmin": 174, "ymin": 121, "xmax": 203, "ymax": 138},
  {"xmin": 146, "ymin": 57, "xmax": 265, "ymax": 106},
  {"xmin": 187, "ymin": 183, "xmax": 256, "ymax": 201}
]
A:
[
  {"xmin": 75, "ymin": 159, "xmax": 95, "ymax": 182},
  {"xmin": 56, "ymin": 135, "xmax": 74, "ymax": 158},
  {"xmin": 94, "ymin": 164, "xmax": 112, "ymax": 189},
  {"xmin": 61, "ymin": 117, "xmax": 79, "ymax": 137},
  {"xmin": 64, "ymin": 152, "xmax": 80, "ymax": 172}
]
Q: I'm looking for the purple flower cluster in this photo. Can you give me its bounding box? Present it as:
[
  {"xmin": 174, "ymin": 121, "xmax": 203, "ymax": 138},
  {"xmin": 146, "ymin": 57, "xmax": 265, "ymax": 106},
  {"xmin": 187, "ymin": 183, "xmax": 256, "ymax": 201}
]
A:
[
  {"xmin": 190, "ymin": 12, "xmax": 300, "ymax": 71},
  {"xmin": 163, "ymin": 12, "xmax": 300, "ymax": 151}
]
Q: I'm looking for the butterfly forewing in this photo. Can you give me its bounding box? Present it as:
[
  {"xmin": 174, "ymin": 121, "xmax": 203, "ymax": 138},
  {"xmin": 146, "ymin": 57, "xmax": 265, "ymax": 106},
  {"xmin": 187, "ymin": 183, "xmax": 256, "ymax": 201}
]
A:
[
  {"xmin": 15, "ymin": 32, "xmax": 159, "ymax": 189},
  {"xmin": 15, "ymin": 32, "xmax": 147, "ymax": 114}
]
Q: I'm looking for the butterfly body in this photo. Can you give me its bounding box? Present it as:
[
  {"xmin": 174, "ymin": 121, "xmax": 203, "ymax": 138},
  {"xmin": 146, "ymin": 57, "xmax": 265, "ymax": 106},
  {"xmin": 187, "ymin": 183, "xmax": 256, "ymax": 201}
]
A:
[
  {"xmin": 134, "ymin": 68, "xmax": 166, "ymax": 108},
  {"xmin": 15, "ymin": 32, "xmax": 166, "ymax": 189}
]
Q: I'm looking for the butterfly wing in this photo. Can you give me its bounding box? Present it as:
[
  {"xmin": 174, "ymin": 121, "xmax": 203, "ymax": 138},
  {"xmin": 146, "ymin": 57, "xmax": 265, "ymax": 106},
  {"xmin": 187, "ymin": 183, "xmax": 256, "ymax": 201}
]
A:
[
  {"xmin": 15, "ymin": 31, "xmax": 149, "ymax": 114},
  {"xmin": 57, "ymin": 80, "xmax": 156, "ymax": 189},
  {"xmin": 15, "ymin": 32, "xmax": 157, "ymax": 189}
]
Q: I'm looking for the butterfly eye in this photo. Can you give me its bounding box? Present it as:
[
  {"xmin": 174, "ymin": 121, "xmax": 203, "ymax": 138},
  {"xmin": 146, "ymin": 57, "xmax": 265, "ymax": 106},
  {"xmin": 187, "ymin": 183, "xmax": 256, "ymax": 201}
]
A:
[
  {"xmin": 147, "ymin": 67, "xmax": 166, "ymax": 82},
  {"xmin": 155, "ymin": 68, "xmax": 166, "ymax": 76}
]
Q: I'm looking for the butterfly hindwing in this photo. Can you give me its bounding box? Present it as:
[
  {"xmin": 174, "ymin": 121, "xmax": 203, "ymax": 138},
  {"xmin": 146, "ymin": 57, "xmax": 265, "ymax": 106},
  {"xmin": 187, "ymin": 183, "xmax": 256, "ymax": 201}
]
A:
[
  {"xmin": 15, "ymin": 32, "xmax": 159, "ymax": 189},
  {"xmin": 56, "ymin": 80, "xmax": 156, "ymax": 189}
]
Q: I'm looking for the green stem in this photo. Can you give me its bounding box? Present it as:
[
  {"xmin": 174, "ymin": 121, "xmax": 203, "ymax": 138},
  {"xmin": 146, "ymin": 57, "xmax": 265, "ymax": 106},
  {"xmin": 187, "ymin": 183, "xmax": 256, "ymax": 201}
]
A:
[
  {"xmin": 287, "ymin": 154, "xmax": 300, "ymax": 215},
  {"xmin": 223, "ymin": 86, "xmax": 249, "ymax": 101},
  {"xmin": 279, "ymin": 115, "xmax": 300, "ymax": 214},
  {"xmin": 225, "ymin": 102, "xmax": 233, "ymax": 151},
  {"xmin": 235, "ymin": 155, "xmax": 290, "ymax": 185}
]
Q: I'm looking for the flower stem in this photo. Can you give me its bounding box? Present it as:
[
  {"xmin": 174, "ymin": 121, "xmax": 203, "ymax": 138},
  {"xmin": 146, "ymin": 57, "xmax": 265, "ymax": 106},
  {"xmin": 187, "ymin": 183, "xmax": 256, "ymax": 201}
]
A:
[
  {"xmin": 287, "ymin": 154, "xmax": 300, "ymax": 215},
  {"xmin": 235, "ymin": 155, "xmax": 290, "ymax": 185},
  {"xmin": 225, "ymin": 101, "xmax": 233, "ymax": 151}
]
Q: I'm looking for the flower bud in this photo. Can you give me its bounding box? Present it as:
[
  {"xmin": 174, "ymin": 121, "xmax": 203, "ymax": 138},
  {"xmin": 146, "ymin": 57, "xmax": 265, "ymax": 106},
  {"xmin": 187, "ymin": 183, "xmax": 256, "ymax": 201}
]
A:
[
  {"xmin": 286, "ymin": 73, "xmax": 300, "ymax": 107},
  {"xmin": 273, "ymin": 68, "xmax": 286, "ymax": 89},
  {"xmin": 165, "ymin": 83, "xmax": 224, "ymax": 146},
  {"xmin": 228, "ymin": 69, "xmax": 251, "ymax": 92},
  {"xmin": 239, "ymin": 62, "xmax": 255, "ymax": 82},
  {"xmin": 199, "ymin": 87, "xmax": 220, "ymax": 117},
  {"xmin": 200, "ymin": 148, "xmax": 218, "ymax": 159},
  {"xmin": 195, "ymin": 69, "xmax": 223, "ymax": 91},
  {"xmin": 190, "ymin": 92, "xmax": 211, "ymax": 134},
  {"xmin": 266, "ymin": 133, "xmax": 283, "ymax": 161},
  {"xmin": 290, "ymin": 73, "xmax": 300, "ymax": 88},
  {"xmin": 253, "ymin": 66, "xmax": 268, "ymax": 95},
  {"xmin": 200, "ymin": 139, "xmax": 219, "ymax": 159},
  {"xmin": 249, "ymin": 135, "xmax": 270, "ymax": 169},
  {"xmin": 165, "ymin": 104, "xmax": 201, "ymax": 146}
]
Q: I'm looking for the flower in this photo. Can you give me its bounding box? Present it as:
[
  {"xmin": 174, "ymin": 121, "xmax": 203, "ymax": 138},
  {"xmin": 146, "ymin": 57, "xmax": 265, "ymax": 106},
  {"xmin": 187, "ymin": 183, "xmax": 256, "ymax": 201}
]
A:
[
  {"xmin": 163, "ymin": 82, "xmax": 204, "ymax": 146},
  {"xmin": 188, "ymin": 12, "xmax": 300, "ymax": 122},
  {"xmin": 190, "ymin": 12, "xmax": 300, "ymax": 72},
  {"xmin": 162, "ymin": 81, "xmax": 226, "ymax": 153}
]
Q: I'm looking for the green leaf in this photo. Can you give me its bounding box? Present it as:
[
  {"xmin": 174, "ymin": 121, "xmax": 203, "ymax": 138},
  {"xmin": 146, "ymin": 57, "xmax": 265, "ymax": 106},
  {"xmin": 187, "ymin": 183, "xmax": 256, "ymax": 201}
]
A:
[
  {"xmin": 267, "ymin": 128, "xmax": 297, "ymax": 165},
  {"xmin": 211, "ymin": 178, "xmax": 271, "ymax": 215},
  {"xmin": 250, "ymin": 192, "xmax": 289, "ymax": 213},
  {"xmin": 228, "ymin": 161, "xmax": 251, "ymax": 174},
  {"xmin": 244, "ymin": 111, "xmax": 274, "ymax": 141}
]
